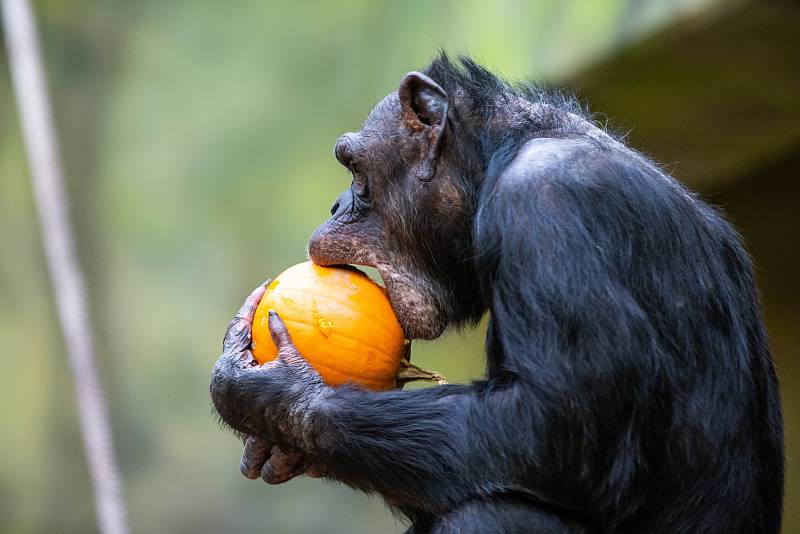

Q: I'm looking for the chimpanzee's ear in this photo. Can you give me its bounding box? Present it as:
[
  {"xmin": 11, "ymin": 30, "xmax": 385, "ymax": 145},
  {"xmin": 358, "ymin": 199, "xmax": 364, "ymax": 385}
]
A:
[
  {"xmin": 398, "ymin": 72, "xmax": 448, "ymax": 134},
  {"xmin": 398, "ymin": 72, "xmax": 449, "ymax": 181}
]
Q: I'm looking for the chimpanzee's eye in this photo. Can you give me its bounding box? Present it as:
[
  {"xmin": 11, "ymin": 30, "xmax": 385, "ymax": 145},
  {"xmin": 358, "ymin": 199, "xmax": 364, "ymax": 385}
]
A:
[{"xmin": 348, "ymin": 159, "xmax": 369, "ymax": 199}]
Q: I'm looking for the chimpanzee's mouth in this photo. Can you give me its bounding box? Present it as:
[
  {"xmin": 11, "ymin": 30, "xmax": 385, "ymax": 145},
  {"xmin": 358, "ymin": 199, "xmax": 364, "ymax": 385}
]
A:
[
  {"xmin": 343, "ymin": 261, "xmax": 448, "ymax": 340},
  {"xmin": 307, "ymin": 223, "xmax": 447, "ymax": 340},
  {"xmin": 310, "ymin": 259, "xmax": 446, "ymax": 340}
]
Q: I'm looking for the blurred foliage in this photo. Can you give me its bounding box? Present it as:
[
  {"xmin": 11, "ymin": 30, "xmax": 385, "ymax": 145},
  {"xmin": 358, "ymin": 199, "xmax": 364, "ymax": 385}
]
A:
[{"xmin": 0, "ymin": 0, "xmax": 729, "ymax": 532}]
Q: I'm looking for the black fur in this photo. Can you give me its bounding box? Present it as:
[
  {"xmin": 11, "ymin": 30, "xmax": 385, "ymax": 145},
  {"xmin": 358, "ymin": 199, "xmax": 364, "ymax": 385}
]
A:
[
  {"xmin": 315, "ymin": 56, "xmax": 784, "ymax": 532},
  {"xmin": 212, "ymin": 55, "xmax": 784, "ymax": 533}
]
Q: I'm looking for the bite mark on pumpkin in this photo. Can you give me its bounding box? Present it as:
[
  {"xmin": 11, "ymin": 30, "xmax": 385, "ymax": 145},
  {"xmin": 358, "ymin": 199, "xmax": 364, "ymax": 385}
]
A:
[{"xmin": 311, "ymin": 301, "xmax": 334, "ymax": 337}]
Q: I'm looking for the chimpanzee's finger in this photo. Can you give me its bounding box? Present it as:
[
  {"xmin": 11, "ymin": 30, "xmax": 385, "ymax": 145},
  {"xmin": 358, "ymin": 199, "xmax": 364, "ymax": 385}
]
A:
[
  {"xmin": 267, "ymin": 310, "xmax": 295, "ymax": 353},
  {"xmin": 240, "ymin": 436, "xmax": 271, "ymax": 480},
  {"xmin": 223, "ymin": 283, "xmax": 268, "ymax": 353},
  {"xmin": 235, "ymin": 282, "xmax": 268, "ymax": 321},
  {"xmin": 261, "ymin": 446, "xmax": 305, "ymax": 484}
]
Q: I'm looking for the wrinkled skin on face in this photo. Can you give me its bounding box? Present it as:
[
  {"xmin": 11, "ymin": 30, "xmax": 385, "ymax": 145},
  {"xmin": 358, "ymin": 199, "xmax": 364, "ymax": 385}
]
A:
[{"xmin": 309, "ymin": 72, "xmax": 485, "ymax": 340}]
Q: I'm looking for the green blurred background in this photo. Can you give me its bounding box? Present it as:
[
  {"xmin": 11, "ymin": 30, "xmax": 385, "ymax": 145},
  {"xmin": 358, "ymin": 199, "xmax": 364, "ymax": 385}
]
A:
[{"xmin": 1, "ymin": 0, "xmax": 798, "ymax": 532}]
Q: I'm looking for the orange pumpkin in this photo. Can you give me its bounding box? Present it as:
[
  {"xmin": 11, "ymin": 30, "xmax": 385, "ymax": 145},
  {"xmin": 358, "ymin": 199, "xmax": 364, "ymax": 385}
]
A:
[{"xmin": 251, "ymin": 261, "xmax": 406, "ymax": 391}]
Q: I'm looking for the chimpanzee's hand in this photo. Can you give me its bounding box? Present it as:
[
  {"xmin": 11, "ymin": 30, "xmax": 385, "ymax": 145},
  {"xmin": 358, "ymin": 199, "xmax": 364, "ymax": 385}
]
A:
[
  {"xmin": 210, "ymin": 283, "xmax": 330, "ymax": 483},
  {"xmin": 239, "ymin": 435, "xmax": 328, "ymax": 484}
]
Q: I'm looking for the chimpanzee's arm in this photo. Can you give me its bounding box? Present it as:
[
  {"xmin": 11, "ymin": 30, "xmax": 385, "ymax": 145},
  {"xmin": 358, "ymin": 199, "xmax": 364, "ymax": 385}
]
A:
[
  {"xmin": 308, "ymin": 381, "xmax": 490, "ymax": 512},
  {"xmin": 212, "ymin": 137, "xmax": 723, "ymax": 524},
  {"xmin": 212, "ymin": 307, "xmax": 546, "ymax": 520},
  {"xmin": 284, "ymin": 138, "xmax": 696, "ymax": 518}
]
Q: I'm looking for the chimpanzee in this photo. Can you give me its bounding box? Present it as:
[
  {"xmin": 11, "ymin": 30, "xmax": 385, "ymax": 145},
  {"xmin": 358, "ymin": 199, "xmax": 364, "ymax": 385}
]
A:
[{"xmin": 210, "ymin": 55, "xmax": 784, "ymax": 533}]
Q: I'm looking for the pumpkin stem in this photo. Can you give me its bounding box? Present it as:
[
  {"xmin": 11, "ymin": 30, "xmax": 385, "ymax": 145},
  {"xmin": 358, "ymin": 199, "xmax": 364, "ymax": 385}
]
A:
[{"xmin": 396, "ymin": 357, "xmax": 448, "ymax": 386}]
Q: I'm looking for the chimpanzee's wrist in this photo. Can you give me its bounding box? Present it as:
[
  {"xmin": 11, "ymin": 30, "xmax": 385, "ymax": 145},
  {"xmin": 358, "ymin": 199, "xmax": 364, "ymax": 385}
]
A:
[{"xmin": 280, "ymin": 381, "xmax": 330, "ymax": 453}]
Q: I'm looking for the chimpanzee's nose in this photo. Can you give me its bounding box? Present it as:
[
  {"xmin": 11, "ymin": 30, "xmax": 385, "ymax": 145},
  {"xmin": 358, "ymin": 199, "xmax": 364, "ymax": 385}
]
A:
[{"xmin": 330, "ymin": 198, "xmax": 340, "ymax": 216}]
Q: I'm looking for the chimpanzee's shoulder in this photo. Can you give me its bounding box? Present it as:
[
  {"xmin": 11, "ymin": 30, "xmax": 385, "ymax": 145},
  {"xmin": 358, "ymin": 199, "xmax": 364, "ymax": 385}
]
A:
[{"xmin": 495, "ymin": 135, "xmax": 642, "ymax": 192}]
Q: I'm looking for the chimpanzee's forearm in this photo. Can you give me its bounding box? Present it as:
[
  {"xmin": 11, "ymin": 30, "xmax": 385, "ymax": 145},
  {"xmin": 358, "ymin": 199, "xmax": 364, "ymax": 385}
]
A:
[{"xmin": 305, "ymin": 382, "xmax": 535, "ymax": 517}]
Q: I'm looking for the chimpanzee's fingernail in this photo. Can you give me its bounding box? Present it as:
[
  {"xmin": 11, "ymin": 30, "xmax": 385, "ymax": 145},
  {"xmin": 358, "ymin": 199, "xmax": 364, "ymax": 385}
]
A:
[{"xmin": 268, "ymin": 310, "xmax": 277, "ymax": 317}]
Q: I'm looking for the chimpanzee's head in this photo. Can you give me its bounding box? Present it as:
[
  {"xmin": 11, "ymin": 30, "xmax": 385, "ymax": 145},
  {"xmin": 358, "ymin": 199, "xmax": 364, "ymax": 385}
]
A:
[{"xmin": 308, "ymin": 70, "xmax": 486, "ymax": 340}]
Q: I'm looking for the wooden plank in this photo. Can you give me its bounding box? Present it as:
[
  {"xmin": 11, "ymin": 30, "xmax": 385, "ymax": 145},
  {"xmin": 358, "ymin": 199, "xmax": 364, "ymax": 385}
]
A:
[{"xmin": 571, "ymin": 0, "xmax": 800, "ymax": 189}]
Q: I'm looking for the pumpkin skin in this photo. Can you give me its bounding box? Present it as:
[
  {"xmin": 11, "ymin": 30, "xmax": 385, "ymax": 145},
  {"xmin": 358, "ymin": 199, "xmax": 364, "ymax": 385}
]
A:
[{"xmin": 251, "ymin": 261, "xmax": 405, "ymax": 391}]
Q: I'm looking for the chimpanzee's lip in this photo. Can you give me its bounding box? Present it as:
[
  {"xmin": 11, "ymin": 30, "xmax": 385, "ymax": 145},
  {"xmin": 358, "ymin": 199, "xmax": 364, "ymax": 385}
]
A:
[
  {"xmin": 311, "ymin": 260, "xmax": 394, "ymax": 303},
  {"xmin": 308, "ymin": 250, "xmax": 418, "ymax": 332},
  {"xmin": 313, "ymin": 258, "xmax": 446, "ymax": 340},
  {"xmin": 307, "ymin": 251, "xmax": 387, "ymax": 289}
]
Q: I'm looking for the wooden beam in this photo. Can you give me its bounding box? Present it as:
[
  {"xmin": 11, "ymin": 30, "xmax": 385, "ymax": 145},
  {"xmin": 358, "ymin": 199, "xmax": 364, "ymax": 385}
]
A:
[{"xmin": 572, "ymin": 0, "xmax": 800, "ymax": 189}]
